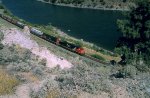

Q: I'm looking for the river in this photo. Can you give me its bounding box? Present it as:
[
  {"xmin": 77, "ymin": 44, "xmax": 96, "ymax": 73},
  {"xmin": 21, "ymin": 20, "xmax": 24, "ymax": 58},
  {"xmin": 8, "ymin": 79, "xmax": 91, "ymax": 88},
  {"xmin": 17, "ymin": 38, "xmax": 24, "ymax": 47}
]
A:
[{"xmin": 2, "ymin": 0, "xmax": 123, "ymax": 51}]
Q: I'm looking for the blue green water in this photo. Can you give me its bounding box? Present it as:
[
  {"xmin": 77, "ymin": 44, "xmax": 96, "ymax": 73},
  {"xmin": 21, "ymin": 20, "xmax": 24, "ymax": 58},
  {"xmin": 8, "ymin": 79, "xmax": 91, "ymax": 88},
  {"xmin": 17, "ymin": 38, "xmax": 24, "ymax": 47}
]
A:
[{"xmin": 2, "ymin": 0, "xmax": 123, "ymax": 50}]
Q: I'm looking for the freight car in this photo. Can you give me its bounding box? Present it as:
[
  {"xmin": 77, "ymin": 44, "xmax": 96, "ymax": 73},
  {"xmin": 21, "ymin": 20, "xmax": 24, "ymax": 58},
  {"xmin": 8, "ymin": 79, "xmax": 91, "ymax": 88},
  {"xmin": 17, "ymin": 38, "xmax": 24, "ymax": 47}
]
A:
[
  {"xmin": 0, "ymin": 14, "xmax": 25, "ymax": 28},
  {"xmin": 0, "ymin": 13, "xmax": 115, "ymax": 65},
  {"xmin": 16, "ymin": 21, "xmax": 25, "ymax": 28},
  {"xmin": 30, "ymin": 28, "xmax": 43, "ymax": 36},
  {"xmin": 0, "ymin": 13, "xmax": 85, "ymax": 55}
]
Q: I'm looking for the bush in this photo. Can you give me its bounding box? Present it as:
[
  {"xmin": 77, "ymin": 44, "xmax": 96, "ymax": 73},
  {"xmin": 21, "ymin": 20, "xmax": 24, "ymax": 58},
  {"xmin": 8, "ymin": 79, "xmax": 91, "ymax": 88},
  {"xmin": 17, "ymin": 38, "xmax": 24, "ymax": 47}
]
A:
[
  {"xmin": 46, "ymin": 89, "xmax": 60, "ymax": 98},
  {"xmin": 32, "ymin": 66, "xmax": 45, "ymax": 77},
  {"xmin": 136, "ymin": 64, "xmax": 150, "ymax": 72},
  {"xmin": 0, "ymin": 43, "xmax": 4, "ymax": 50},
  {"xmin": 8, "ymin": 62, "xmax": 31, "ymax": 72},
  {"xmin": 55, "ymin": 63, "xmax": 112, "ymax": 94},
  {"xmin": 0, "ymin": 47, "xmax": 17, "ymax": 64},
  {"xmin": 116, "ymin": 65, "xmax": 137, "ymax": 78},
  {"xmin": 0, "ymin": 32, "xmax": 4, "ymax": 41},
  {"xmin": 30, "ymin": 77, "xmax": 59, "ymax": 98},
  {"xmin": 39, "ymin": 59, "xmax": 47, "ymax": 66},
  {"xmin": 111, "ymin": 65, "xmax": 137, "ymax": 78},
  {"xmin": 0, "ymin": 70, "xmax": 19, "ymax": 95},
  {"xmin": 15, "ymin": 62, "xmax": 31, "ymax": 72},
  {"xmin": 55, "ymin": 74, "xmax": 76, "ymax": 91},
  {"xmin": 0, "ymin": 45, "xmax": 33, "ymax": 64},
  {"xmin": 123, "ymin": 65, "xmax": 137, "ymax": 78},
  {"xmin": 23, "ymin": 49, "xmax": 32, "ymax": 60}
]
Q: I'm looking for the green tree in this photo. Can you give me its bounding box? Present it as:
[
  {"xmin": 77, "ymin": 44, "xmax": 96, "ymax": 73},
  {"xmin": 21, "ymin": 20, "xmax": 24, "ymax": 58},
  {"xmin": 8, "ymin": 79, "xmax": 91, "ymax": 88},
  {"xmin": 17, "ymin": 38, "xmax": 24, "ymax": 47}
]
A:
[{"xmin": 116, "ymin": 0, "xmax": 150, "ymax": 66}]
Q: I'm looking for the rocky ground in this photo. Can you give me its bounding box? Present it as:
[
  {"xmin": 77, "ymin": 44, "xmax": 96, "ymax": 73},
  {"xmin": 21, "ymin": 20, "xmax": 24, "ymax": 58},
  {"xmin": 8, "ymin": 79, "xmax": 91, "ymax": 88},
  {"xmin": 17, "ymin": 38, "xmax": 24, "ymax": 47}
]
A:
[
  {"xmin": 1, "ymin": 27, "xmax": 72, "ymax": 69},
  {"xmin": 0, "ymin": 25, "xmax": 150, "ymax": 98}
]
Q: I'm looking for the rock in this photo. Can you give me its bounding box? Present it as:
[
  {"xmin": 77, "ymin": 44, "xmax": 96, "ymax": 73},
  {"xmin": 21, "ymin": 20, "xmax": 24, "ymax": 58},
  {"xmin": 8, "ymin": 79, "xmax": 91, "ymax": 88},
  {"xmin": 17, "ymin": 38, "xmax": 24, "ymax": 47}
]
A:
[{"xmin": 23, "ymin": 26, "xmax": 30, "ymax": 36}]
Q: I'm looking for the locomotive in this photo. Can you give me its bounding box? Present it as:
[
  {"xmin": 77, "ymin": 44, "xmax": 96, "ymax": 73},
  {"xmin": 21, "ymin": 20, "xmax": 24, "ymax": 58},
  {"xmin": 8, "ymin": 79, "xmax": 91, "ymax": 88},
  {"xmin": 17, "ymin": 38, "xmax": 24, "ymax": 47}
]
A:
[{"xmin": 0, "ymin": 14, "xmax": 85, "ymax": 55}]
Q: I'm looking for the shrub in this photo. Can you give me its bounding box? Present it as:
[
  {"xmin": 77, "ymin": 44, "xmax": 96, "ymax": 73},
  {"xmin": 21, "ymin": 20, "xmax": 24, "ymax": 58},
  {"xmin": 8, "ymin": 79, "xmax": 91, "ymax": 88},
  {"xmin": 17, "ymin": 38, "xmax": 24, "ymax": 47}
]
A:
[
  {"xmin": 55, "ymin": 74, "xmax": 76, "ymax": 91},
  {"xmin": 0, "ymin": 45, "xmax": 33, "ymax": 64},
  {"xmin": 96, "ymin": 66, "xmax": 111, "ymax": 75},
  {"xmin": 32, "ymin": 66, "xmax": 45, "ymax": 77},
  {"xmin": 113, "ymin": 65, "xmax": 137, "ymax": 78},
  {"xmin": 0, "ymin": 43, "xmax": 4, "ymax": 50},
  {"xmin": 115, "ymin": 65, "xmax": 137, "ymax": 78},
  {"xmin": 0, "ymin": 47, "xmax": 16, "ymax": 64},
  {"xmin": 46, "ymin": 89, "xmax": 60, "ymax": 98},
  {"xmin": 23, "ymin": 49, "xmax": 32, "ymax": 60},
  {"xmin": 15, "ymin": 62, "xmax": 31, "ymax": 72},
  {"xmin": 39, "ymin": 59, "xmax": 47, "ymax": 66},
  {"xmin": 136, "ymin": 64, "xmax": 150, "ymax": 72},
  {"xmin": 0, "ymin": 70, "xmax": 19, "ymax": 95},
  {"xmin": 10, "ymin": 62, "xmax": 31, "ymax": 72},
  {"xmin": 46, "ymin": 65, "xmax": 61, "ymax": 74},
  {"xmin": 55, "ymin": 64, "xmax": 112, "ymax": 94},
  {"xmin": 0, "ymin": 32, "xmax": 4, "ymax": 41},
  {"xmin": 30, "ymin": 77, "xmax": 59, "ymax": 98},
  {"xmin": 123, "ymin": 65, "xmax": 137, "ymax": 78}
]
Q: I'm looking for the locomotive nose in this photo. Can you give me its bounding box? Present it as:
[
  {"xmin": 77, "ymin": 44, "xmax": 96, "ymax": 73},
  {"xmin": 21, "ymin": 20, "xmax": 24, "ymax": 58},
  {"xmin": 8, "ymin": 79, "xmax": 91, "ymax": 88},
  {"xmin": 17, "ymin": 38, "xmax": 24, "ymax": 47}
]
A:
[{"xmin": 76, "ymin": 47, "xmax": 85, "ymax": 55}]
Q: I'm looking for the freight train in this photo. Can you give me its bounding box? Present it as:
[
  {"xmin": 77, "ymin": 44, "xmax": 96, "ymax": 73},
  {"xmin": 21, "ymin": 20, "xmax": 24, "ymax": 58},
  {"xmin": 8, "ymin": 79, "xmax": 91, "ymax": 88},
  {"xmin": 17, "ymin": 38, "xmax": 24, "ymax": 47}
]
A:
[
  {"xmin": 0, "ymin": 14, "xmax": 115, "ymax": 65},
  {"xmin": 0, "ymin": 14, "xmax": 85, "ymax": 55}
]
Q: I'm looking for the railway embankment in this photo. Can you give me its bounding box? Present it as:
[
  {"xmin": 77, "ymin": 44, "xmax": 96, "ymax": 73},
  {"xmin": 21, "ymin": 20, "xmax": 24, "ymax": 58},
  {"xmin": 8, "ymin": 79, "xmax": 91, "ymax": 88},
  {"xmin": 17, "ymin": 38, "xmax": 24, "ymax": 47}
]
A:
[
  {"xmin": 30, "ymin": 21, "xmax": 121, "ymax": 62},
  {"xmin": 0, "ymin": 4, "xmax": 150, "ymax": 98},
  {"xmin": 0, "ymin": 16, "xmax": 150, "ymax": 98},
  {"xmin": 1, "ymin": 27, "xmax": 73, "ymax": 69},
  {"xmin": 0, "ymin": 3, "xmax": 121, "ymax": 63}
]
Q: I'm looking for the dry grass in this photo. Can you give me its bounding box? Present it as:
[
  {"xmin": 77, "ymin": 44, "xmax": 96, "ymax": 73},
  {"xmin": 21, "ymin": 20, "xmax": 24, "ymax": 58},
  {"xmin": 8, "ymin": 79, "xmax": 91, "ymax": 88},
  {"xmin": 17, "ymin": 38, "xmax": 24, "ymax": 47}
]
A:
[
  {"xmin": 0, "ymin": 70, "xmax": 19, "ymax": 95},
  {"xmin": 21, "ymin": 72, "xmax": 39, "ymax": 82},
  {"xmin": 84, "ymin": 47, "xmax": 121, "ymax": 62},
  {"xmin": 46, "ymin": 89, "xmax": 60, "ymax": 98},
  {"xmin": 46, "ymin": 89, "xmax": 76, "ymax": 98},
  {"xmin": 78, "ymin": 92, "xmax": 109, "ymax": 98},
  {"xmin": 0, "ymin": 18, "xmax": 19, "ymax": 29}
]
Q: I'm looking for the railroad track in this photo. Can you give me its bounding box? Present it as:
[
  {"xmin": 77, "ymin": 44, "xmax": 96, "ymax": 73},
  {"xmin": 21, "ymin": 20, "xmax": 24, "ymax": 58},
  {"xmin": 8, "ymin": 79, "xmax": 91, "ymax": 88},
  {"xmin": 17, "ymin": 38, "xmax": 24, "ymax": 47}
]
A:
[{"xmin": 0, "ymin": 14, "xmax": 111, "ymax": 65}]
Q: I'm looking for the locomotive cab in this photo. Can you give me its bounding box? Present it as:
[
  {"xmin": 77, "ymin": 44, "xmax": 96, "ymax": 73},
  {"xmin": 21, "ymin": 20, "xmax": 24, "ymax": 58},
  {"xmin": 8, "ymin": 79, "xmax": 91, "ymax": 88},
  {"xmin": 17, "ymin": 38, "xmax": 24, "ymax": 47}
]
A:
[
  {"xmin": 56, "ymin": 37, "xmax": 61, "ymax": 45},
  {"xmin": 75, "ymin": 47, "xmax": 85, "ymax": 55}
]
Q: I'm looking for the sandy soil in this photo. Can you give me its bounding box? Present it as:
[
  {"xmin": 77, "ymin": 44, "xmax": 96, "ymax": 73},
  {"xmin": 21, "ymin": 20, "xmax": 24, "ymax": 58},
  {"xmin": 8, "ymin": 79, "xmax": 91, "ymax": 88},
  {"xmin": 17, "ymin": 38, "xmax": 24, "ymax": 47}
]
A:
[{"xmin": 1, "ymin": 27, "xmax": 72, "ymax": 69}]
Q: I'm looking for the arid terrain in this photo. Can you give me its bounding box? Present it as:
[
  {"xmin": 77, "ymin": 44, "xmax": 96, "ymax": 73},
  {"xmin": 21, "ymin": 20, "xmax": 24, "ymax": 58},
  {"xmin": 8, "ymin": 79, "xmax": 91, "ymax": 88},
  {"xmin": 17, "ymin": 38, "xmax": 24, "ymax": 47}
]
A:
[{"xmin": 0, "ymin": 17, "xmax": 150, "ymax": 98}]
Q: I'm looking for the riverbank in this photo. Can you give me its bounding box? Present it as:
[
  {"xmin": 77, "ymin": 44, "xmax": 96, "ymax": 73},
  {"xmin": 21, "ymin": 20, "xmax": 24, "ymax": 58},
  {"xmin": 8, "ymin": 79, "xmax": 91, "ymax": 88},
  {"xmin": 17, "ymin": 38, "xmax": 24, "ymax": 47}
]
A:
[
  {"xmin": 1, "ymin": 0, "xmax": 124, "ymax": 51},
  {"xmin": 33, "ymin": 24, "xmax": 120, "ymax": 62},
  {"xmin": 0, "ymin": 2, "xmax": 121, "ymax": 62},
  {"xmin": 37, "ymin": 0, "xmax": 132, "ymax": 11},
  {"xmin": 0, "ymin": 3, "xmax": 150, "ymax": 98}
]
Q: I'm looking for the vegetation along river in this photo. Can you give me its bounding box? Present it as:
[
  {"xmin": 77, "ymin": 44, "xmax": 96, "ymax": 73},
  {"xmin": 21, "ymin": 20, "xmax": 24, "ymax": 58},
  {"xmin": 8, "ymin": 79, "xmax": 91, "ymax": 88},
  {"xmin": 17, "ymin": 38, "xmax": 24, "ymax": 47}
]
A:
[{"xmin": 2, "ymin": 0, "xmax": 123, "ymax": 51}]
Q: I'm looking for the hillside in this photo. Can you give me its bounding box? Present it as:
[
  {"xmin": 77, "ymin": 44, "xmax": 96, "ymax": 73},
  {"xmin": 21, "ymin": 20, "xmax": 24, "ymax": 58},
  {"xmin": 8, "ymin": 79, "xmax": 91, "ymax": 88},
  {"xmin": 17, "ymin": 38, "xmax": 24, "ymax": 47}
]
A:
[
  {"xmin": 39, "ymin": 0, "xmax": 136, "ymax": 10},
  {"xmin": 0, "ymin": 1, "xmax": 150, "ymax": 98},
  {"xmin": 0, "ymin": 16, "xmax": 150, "ymax": 98}
]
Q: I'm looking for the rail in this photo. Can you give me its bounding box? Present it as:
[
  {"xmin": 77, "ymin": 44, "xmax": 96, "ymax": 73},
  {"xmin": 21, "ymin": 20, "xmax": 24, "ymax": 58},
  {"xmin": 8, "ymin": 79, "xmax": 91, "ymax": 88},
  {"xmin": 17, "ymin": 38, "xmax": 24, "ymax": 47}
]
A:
[{"xmin": 0, "ymin": 13, "xmax": 111, "ymax": 65}]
